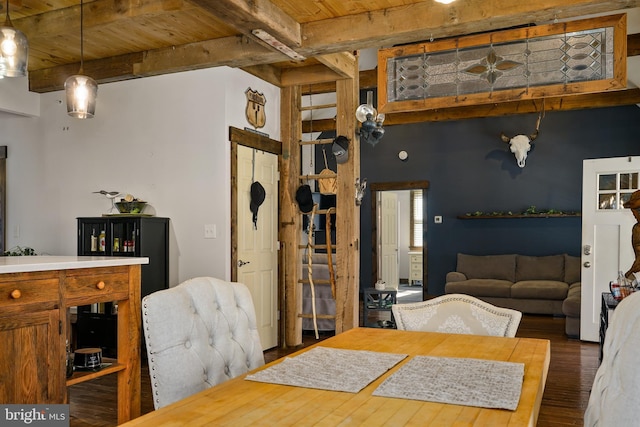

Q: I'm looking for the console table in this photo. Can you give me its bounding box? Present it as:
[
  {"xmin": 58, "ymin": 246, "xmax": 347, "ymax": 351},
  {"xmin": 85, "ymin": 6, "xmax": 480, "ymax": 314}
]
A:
[{"xmin": 0, "ymin": 256, "xmax": 148, "ymax": 424}]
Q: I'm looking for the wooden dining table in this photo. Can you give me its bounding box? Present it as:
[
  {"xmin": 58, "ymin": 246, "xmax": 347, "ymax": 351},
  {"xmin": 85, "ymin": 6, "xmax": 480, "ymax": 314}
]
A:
[{"xmin": 121, "ymin": 327, "xmax": 550, "ymax": 426}]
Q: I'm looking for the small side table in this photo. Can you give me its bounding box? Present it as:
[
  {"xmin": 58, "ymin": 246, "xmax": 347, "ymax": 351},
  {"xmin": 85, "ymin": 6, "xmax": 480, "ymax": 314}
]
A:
[
  {"xmin": 362, "ymin": 288, "xmax": 397, "ymax": 328},
  {"xmin": 599, "ymin": 292, "xmax": 619, "ymax": 362}
]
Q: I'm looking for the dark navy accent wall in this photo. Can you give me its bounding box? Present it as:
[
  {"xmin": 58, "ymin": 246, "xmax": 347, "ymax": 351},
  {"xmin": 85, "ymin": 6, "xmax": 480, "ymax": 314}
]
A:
[{"xmin": 360, "ymin": 104, "xmax": 640, "ymax": 296}]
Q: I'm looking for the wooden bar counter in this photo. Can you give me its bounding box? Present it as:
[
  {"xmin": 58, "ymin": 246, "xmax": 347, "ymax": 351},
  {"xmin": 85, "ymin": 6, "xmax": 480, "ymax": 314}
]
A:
[{"xmin": 0, "ymin": 256, "xmax": 148, "ymax": 425}]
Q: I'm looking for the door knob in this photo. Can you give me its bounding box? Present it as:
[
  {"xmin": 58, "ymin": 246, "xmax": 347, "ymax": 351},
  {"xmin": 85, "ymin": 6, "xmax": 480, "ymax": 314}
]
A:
[
  {"xmin": 237, "ymin": 260, "xmax": 250, "ymax": 267},
  {"xmin": 584, "ymin": 261, "xmax": 591, "ymax": 268}
]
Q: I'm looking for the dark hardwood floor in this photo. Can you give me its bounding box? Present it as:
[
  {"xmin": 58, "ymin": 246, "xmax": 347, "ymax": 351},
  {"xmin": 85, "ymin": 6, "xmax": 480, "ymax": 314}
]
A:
[{"xmin": 69, "ymin": 314, "xmax": 598, "ymax": 426}]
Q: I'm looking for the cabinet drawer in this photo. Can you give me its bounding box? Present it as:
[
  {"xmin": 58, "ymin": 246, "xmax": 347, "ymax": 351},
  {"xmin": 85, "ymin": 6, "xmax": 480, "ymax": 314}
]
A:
[
  {"xmin": 0, "ymin": 278, "xmax": 59, "ymax": 314},
  {"xmin": 410, "ymin": 271, "xmax": 422, "ymax": 280},
  {"xmin": 65, "ymin": 268, "xmax": 130, "ymax": 305},
  {"xmin": 410, "ymin": 254, "xmax": 422, "ymax": 263}
]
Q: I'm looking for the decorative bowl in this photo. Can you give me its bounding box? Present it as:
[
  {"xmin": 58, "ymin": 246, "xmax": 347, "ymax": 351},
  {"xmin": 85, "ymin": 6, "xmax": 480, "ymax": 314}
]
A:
[
  {"xmin": 374, "ymin": 280, "xmax": 386, "ymax": 291},
  {"xmin": 115, "ymin": 201, "xmax": 147, "ymax": 214}
]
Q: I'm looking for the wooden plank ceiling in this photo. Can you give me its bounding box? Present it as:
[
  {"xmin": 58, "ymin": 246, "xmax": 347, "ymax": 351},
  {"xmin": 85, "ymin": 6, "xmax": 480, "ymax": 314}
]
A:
[{"xmin": 6, "ymin": 0, "xmax": 640, "ymax": 120}]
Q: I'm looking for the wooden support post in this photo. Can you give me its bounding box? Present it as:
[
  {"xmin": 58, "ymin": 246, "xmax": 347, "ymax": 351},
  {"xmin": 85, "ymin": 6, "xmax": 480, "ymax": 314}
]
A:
[
  {"xmin": 280, "ymin": 85, "xmax": 304, "ymax": 346},
  {"xmin": 334, "ymin": 64, "xmax": 360, "ymax": 333}
]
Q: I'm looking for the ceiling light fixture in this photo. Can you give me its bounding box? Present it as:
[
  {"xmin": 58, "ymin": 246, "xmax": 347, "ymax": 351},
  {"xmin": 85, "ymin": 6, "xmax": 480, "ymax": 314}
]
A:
[
  {"xmin": 435, "ymin": 0, "xmax": 457, "ymax": 4},
  {"xmin": 356, "ymin": 91, "xmax": 385, "ymax": 147},
  {"xmin": 65, "ymin": 0, "xmax": 97, "ymax": 119},
  {"xmin": 0, "ymin": 0, "xmax": 28, "ymax": 78},
  {"xmin": 251, "ymin": 29, "xmax": 306, "ymax": 61}
]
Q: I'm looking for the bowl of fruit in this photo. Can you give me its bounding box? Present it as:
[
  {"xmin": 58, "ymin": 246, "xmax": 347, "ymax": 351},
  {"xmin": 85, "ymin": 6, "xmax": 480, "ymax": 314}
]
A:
[{"xmin": 115, "ymin": 194, "xmax": 147, "ymax": 214}]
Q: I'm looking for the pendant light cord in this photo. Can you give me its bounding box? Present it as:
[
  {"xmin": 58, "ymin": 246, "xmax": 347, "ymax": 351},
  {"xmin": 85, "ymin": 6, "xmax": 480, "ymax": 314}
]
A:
[
  {"xmin": 4, "ymin": 0, "xmax": 11, "ymax": 26},
  {"xmin": 79, "ymin": 0, "xmax": 85, "ymax": 73}
]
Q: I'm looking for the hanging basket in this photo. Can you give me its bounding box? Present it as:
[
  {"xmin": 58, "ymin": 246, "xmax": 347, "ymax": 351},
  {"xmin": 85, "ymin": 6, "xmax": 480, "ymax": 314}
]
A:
[{"xmin": 318, "ymin": 148, "xmax": 337, "ymax": 195}]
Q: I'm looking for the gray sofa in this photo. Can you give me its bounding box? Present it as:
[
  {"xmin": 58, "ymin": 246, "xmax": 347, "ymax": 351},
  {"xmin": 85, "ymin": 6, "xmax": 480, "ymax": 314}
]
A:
[{"xmin": 445, "ymin": 253, "xmax": 581, "ymax": 337}]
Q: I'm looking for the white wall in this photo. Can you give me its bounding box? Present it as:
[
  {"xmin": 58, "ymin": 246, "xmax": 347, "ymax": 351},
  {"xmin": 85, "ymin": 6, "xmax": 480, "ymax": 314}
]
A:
[
  {"xmin": 0, "ymin": 76, "xmax": 39, "ymax": 116},
  {"xmin": 0, "ymin": 66, "xmax": 280, "ymax": 285}
]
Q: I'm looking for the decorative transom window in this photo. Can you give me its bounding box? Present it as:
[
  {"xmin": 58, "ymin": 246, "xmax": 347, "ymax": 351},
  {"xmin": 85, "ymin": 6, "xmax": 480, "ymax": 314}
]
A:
[
  {"xmin": 378, "ymin": 14, "xmax": 626, "ymax": 114},
  {"xmin": 597, "ymin": 172, "xmax": 639, "ymax": 210}
]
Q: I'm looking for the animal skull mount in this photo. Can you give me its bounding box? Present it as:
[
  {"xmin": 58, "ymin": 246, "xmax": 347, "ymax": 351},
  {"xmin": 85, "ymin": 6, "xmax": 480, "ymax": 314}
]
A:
[
  {"xmin": 500, "ymin": 106, "xmax": 544, "ymax": 168},
  {"xmin": 500, "ymin": 132, "xmax": 538, "ymax": 168}
]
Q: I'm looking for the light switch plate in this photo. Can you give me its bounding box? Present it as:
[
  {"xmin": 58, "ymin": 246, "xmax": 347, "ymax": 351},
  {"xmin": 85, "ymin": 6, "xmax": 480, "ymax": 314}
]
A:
[{"xmin": 204, "ymin": 224, "xmax": 216, "ymax": 239}]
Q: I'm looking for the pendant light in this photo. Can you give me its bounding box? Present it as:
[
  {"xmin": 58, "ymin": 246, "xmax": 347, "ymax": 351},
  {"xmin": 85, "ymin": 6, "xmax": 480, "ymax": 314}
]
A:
[
  {"xmin": 65, "ymin": 0, "xmax": 97, "ymax": 119},
  {"xmin": 0, "ymin": 0, "xmax": 28, "ymax": 78}
]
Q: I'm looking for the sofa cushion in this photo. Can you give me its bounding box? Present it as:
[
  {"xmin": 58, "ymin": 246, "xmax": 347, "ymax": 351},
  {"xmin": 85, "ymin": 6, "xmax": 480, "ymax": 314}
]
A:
[
  {"xmin": 563, "ymin": 285, "xmax": 581, "ymax": 318},
  {"xmin": 564, "ymin": 254, "xmax": 581, "ymax": 284},
  {"xmin": 445, "ymin": 279, "xmax": 513, "ymax": 298},
  {"xmin": 511, "ymin": 280, "xmax": 569, "ymax": 300},
  {"xmin": 457, "ymin": 254, "xmax": 516, "ymax": 282},
  {"xmin": 516, "ymin": 255, "xmax": 565, "ymax": 282},
  {"xmin": 446, "ymin": 271, "xmax": 467, "ymax": 282}
]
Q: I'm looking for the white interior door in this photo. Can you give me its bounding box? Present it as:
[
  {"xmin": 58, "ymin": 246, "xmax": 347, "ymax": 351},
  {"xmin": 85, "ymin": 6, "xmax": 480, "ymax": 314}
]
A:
[
  {"xmin": 581, "ymin": 156, "xmax": 640, "ymax": 342},
  {"xmin": 237, "ymin": 145, "xmax": 278, "ymax": 350},
  {"xmin": 379, "ymin": 192, "xmax": 399, "ymax": 290}
]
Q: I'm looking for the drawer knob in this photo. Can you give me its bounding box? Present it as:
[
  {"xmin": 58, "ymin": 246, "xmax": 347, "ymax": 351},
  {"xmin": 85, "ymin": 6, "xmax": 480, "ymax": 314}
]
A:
[
  {"xmin": 10, "ymin": 289, "xmax": 21, "ymax": 299},
  {"xmin": 96, "ymin": 281, "xmax": 106, "ymax": 290}
]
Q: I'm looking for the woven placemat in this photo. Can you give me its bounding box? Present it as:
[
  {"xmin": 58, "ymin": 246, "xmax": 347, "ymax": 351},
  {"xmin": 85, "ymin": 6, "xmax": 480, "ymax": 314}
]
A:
[
  {"xmin": 373, "ymin": 356, "xmax": 524, "ymax": 410},
  {"xmin": 246, "ymin": 346, "xmax": 407, "ymax": 393}
]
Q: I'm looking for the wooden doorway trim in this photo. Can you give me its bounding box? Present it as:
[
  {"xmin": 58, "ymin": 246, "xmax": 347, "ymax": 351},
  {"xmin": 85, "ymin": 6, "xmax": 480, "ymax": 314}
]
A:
[
  {"xmin": 0, "ymin": 146, "xmax": 6, "ymax": 253},
  {"xmin": 229, "ymin": 126, "xmax": 282, "ymax": 282},
  {"xmin": 369, "ymin": 180, "xmax": 429, "ymax": 298}
]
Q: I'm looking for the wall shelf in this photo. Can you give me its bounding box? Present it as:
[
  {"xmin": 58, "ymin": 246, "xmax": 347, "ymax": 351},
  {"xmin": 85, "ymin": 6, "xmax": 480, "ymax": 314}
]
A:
[{"xmin": 457, "ymin": 213, "xmax": 581, "ymax": 219}]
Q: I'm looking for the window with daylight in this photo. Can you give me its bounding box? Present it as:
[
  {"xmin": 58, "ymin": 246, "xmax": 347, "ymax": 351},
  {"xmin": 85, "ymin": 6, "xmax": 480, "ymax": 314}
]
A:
[
  {"xmin": 410, "ymin": 190, "xmax": 423, "ymax": 249},
  {"xmin": 597, "ymin": 172, "xmax": 639, "ymax": 210}
]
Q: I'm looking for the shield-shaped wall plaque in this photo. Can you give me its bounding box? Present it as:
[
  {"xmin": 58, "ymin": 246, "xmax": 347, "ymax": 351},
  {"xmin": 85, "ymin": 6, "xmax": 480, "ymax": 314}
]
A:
[{"xmin": 245, "ymin": 88, "xmax": 266, "ymax": 129}]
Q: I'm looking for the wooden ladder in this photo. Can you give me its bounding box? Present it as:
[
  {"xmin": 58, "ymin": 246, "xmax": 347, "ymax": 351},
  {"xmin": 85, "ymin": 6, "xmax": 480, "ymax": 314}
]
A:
[
  {"xmin": 297, "ymin": 98, "xmax": 337, "ymax": 337},
  {"xmin": 280, "ymin": 53, "xmax": 360, "ymax": 346}
]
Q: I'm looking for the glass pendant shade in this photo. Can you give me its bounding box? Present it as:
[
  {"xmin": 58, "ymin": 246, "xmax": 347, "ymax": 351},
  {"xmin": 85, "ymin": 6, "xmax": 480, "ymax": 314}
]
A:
[
  {"xmin": 0, "ymin": 3, "xmax": 28, "ymax": 77},
  {"xmin": 65, "ymin": 74, "xmax": 98, "ymax": 118}
]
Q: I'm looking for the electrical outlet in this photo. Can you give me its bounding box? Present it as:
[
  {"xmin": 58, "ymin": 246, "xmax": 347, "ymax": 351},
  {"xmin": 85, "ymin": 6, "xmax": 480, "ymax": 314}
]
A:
[
  {"xmin": 204, "ymin": 224, "xmax": 216, "ymax": 239},
  {"xmin": 434, "ymin": 216, "xmax": 443, "ymax": 224}
]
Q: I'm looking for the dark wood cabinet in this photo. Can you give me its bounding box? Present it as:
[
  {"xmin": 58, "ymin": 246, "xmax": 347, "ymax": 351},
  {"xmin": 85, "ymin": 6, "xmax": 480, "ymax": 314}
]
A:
[
  {"xmin": 599, "ymin": 292, "xmax": 619, "ymax": 362},
  {"xmin": 76, "ymin": 216, "xmax": 169, "ymax": 357}
]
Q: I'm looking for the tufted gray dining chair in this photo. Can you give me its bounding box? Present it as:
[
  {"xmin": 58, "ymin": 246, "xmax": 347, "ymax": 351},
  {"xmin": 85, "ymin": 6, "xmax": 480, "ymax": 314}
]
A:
[
  {"xmin": 142, "ymin": 277, "xmax": 265, "ymax": 409},
  {"xmin": 584, "ymin": 291, "xmax": 640, "ymax": 426},
  {"xmin": 392, "ymin": 293, "xmax": 522, "ymax": 337}
]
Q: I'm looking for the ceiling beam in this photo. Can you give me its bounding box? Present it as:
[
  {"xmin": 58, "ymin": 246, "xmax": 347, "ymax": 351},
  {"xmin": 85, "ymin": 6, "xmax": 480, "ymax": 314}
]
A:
[
  {"xmin": 29, "ymin": 36, "xmax": 286, "ymax": 92},
  {"xmin": 628, "ymin": 33, "xmax": 640, "ymax": 56},
  {"xmin": 302, "ymin": 88, "xmax": 640, "ymax": 131},
  {"xmin": 17, "ymin": 0, "xmax": 187, "ymax": 40},
  {"xmin": 190, "ymin": 0, "xmax": 302, "ymax": 50},
  {"xmin": 280, "ymin": 64, "xmax": 347, "ymax": 87},
  {"xmin": 315, "ymin": 53, "xmax": 358, "ymax": 80},
  {"xmin": 302, "ymin": 69, "xmax": 377, "ymax": 95},
  {"xmin": 240, "ymin": 64, "xmax": 283, "ymax": 87},
  {"xmin": 26, "ymin": 0, "xmax": 640, "ymax": 92},
  {"xmin": 300, "ymin": 0, "xmax": 640, "ymax": 56}
]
